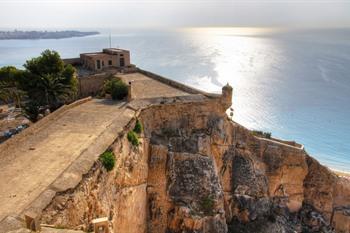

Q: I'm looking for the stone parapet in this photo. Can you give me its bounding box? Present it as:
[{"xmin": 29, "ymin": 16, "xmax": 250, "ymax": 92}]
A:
[{"xmin": 136, "ymin": 68, "xmax": 220, "ymax": 98}]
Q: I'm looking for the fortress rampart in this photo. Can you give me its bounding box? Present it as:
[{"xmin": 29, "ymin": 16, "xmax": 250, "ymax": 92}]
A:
[{"xmin": 0, "ymin": 69, "xmax": 349, "ymax": 233}]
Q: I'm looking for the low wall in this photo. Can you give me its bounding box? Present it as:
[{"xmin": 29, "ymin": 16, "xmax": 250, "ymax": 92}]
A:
[
  {"xmin": 78, "ymin": 74, "xmax": 109, "ymax": 98},
  {"xmin": 78, "ymin": 68, "xmax": 219, "ymax": 99},
  {"xmin": 270, "ymin": 137, "xmax": 304, "ymax": 149},
  {"xmin": 257, "ymin": 137, "xmax": 304, "ymax": 150},
  {"xmin": 137, "ymin": 68, "xmax": 220, "ymax": 98},
  {"xmin": 0, "ymin": 97, "xmax": 92, "ymax": 155},
  {"xmin": 77, "ymin": 68, "xmax": 136, "ymax": 98},
  {"xmin": 63, "ymin": 58, "xmax": 81, "ymax": 66}
]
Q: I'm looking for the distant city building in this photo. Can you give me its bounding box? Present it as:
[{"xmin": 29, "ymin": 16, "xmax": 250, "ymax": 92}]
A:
[{"xmin": 80, "ymin": 48, "xmax": 131, "ymax": 71}]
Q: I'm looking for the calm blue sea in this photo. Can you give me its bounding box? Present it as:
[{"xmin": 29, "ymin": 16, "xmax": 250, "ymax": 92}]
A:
[{"xmin": 0, "ymin": 28, "xmax": 349, "ymax": 172}]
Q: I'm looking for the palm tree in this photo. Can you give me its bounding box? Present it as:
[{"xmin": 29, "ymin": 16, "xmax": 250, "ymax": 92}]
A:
[
  {"xmin": 0, "ymin": 81, "xmax": 25, "ymax": 108},
  {"xmin": 21, "ymin": 50, "xmax": 78, "ymax": 111},
  {"xmin": 36, "ymin": 74, "xmax": 72, "ymax": 109}
]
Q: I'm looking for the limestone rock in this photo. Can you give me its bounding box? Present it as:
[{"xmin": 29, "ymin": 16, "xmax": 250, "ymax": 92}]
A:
[{"xmin": 38, "ymin": 96, "xmax": 350, "ymax": 233}]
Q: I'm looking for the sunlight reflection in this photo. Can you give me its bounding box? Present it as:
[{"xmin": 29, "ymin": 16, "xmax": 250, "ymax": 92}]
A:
[
  {"xmin": 183, "ymin": 27, "xmax": 282, "ymax": 37},
  {"xmin": 185, "ymin": 28, "xmax": 281, "ymax": 130}
]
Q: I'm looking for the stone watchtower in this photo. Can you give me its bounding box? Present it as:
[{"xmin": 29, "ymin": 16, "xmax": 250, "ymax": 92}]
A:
[{"xmin": 221, "ymin": 83, "xmax": 233, "ymax": 110}]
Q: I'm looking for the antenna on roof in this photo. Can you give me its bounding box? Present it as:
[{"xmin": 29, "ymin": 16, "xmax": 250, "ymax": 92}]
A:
[{"xmin": 109, "ymin": 30, "xmax": 112, "ymax": 48}]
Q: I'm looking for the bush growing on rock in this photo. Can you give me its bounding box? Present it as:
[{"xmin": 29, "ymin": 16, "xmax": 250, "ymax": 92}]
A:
[
  {"xmin": 251, "ymin": 130, "xmax": 271, "ymax": 139},
  {"xmin": 103, "ymin": 78, "xmax": 128, "ymax": 100},
  {"xmin": 127, "ymin": 130, "xmax": 139, "ymax": 146},
  {"xmin": 133, "ymin": 119, "xmax": 143, "ymax": 134},
  {"xmin": 100, "ymin": 151, "xmax": 115, "ymax": 171},
  {"xmin": 200, "ymin": 196, "xmax": 215, "ymax": 215}
]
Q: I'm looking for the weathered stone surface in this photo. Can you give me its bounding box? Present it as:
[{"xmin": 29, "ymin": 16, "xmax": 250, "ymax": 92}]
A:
[
  {"xmin": 139, "ymin": 99, "xmax": 350, "ymax": 233},
  {"xmin": 31, "ymin": 83, "xmax": 350, "ymax": 233},
  {"xmin": 232, "ymin": 153, "xmax": 268, "ymax": 198},
  {"xmin": 113, "ymin": 184, "xmax": 147, "ymax": 233},
  {"xmin": 147, "ymin": 145, "xmax": 171, "ymax": 233},
  {"xmin": 332, "ymin": 207, "xmax": 350, "ymax": 233},
  {"xmin": 167, "ymin": 206, "xmax": 227, "ymax": 233},
  {"xmin": 7, "ymin": 226, "xmax": 85, "ymax": 233},
  {"xmin": 261, "ymin": 140, "xmax": 308, "ymax": 213},
  {"xmin": 41, "ymin": 133, "xmax": 148, "ymax": 233},
  {"xmin": 0, "ymin": 215, "xmax": 24, "ymax": 233},
  {"xmin": 167, "ymin": 152, "xmax": 223, "ymax": 206},
  {"xmin": 304, "ymin": 156, "xmax": 338, "ymax": 218}
]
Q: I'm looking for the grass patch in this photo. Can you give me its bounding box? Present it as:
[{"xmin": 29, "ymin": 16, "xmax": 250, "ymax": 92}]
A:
[
  {"xmin": 100, "ymin": 151, "xmax": 115, "ymax": 171},
  {"xmin": 133, "ymin": 119, "xmax": 143, "ymax": 134},
  {"xmin": 251, "ymin": 130, "xmax": 272, "ymax": 139},
  {"xmin": 127, "ymin": 130, "xmax": 139, "ymax": 146}
]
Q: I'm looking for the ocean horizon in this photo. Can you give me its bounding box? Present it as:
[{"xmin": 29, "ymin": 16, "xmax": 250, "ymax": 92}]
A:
[{"xmin": 0, "ymin": 27, "xmax": 349, "ymax": 172}]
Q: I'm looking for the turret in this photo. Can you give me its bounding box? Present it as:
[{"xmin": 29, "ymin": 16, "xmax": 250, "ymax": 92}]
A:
[{"xmin": 221, "ymin": 83, "xmax": 233, "ymax": 110}]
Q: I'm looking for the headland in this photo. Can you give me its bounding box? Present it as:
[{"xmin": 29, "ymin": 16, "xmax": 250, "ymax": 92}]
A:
[{"xmin": 0, "ymin": 30, "xmax": 99, "ymax": 40}]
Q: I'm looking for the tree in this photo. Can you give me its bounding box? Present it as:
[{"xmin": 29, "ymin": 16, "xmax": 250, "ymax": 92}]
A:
[
  {"xmin": 103, "ymin": 78, "xmax": 128, "ymax": 100},
  {"xmin": 20, "ymin": 50, "xmax": 78, "ymax": 110},
  {"xmin": 0, "ymin": 66, "xmax": 25, "ymax": 107}
]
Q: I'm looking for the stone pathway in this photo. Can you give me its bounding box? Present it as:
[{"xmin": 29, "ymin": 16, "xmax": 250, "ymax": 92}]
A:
[
  {"xmin": 0, "ymin": 99, "xmax": 134, "ymax": 223},
  {"xmin": 118, "ymin": 72, "xmax": 190, "ymax": 99},
  {"xmin": 0, "ymin": 72, "xmax": 198, "ymax": 232}
]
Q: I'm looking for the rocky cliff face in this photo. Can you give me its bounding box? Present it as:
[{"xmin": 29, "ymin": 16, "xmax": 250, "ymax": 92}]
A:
[{"xmin": 41, "ymin": 92, "xmax": 350, "ymax": 233}]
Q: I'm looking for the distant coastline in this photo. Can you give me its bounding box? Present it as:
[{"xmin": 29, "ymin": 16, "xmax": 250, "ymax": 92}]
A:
[{"xmin": 0, "ymin": 30, "xmax": 99, "ymax": 40}]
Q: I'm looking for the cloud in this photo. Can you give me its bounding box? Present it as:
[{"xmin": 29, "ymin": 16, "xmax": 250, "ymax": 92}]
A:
[{"xmin": 0, "ymin": 0, "xmax": 349, "ymax": 29}]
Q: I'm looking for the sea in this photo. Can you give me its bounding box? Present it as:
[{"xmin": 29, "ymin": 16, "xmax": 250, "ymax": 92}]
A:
[{"xmin": 0, "ymin": 27, "xmax": 349, "ymax": 172}]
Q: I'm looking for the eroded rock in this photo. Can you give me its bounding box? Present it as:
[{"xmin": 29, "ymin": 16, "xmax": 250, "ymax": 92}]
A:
[{"xmin": 38, "ymin": 97, "xmax": 350, "ymax": 233}]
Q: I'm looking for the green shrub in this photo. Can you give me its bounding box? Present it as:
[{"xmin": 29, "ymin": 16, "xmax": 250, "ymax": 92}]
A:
[
  {"xmin": 201, "ymin": 196, "xmax": 215, "ymax": 215},
  {"xmin": 22, "ymin": 101, "xmax": 40, "ymax": 122},
  {"xmin": 133, "ymin": 119, "xmax": 143, "ymax": 134},
  {"xmin": 100, "ymin": 151, "xmax": 115, "ymax": 171},
  {"xmin": 127, "ymin": 130, "xmax": 139, "ymax": 146},
  {"xmin": 251, "ymin": 130, "xmax": 271, "ymax": 139},
  {"xmin": 103, "ymin": 78, "xmax": 128, "ymax": 100}
]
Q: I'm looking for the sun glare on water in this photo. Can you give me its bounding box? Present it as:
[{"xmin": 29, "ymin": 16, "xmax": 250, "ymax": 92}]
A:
[
  {"xmin": 182, "ymin": 27, "xmax": 281, "ymax": 129},
  {"xmin": 183, "ymin": 27, "xmax": 281, "ymax": 36}
]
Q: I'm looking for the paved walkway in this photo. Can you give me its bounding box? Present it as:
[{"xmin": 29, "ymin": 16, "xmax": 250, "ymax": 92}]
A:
[
  {"xmin": 0, "ymin": 72, "xmax": 197, "ymax": 232},
  {"xmin": 118, "ymin": 73, "xmax": 190, "ymax": 99},
  {"xmin": 0, "ymin": 99, "xmax": 134, "ymax": 222}
]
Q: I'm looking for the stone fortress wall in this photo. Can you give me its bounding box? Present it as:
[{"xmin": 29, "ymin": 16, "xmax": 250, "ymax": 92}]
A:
[
  {"xmin": 1, "ymin": 68, "xmax": 349, "ymax": 233},
  {"xmin": 39, "ymin": 88, "xmax": 350, "ymax": 233}
]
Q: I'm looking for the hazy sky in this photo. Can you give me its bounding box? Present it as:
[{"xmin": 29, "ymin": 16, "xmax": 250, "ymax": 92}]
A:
[{"xmin": 0, "ymin": 0, "xmax": 350, "ymax": 29}]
